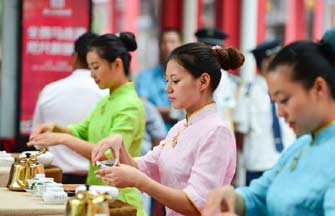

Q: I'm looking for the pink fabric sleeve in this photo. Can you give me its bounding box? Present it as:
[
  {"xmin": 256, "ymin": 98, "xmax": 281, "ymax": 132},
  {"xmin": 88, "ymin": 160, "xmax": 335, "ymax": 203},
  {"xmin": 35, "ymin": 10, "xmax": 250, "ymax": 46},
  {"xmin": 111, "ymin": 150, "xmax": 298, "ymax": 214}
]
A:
[
  {"xmin": 183, "ymin": 126, "xmax": 236, "ymax": 212},
  {"xmin": 136, "ymin": 143, "xmax": 164, "ymax": 182}
]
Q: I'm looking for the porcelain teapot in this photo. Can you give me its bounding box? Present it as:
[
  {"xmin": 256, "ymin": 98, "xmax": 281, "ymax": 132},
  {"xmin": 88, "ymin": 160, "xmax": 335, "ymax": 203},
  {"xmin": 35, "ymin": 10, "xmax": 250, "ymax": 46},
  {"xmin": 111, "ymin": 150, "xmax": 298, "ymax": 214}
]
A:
[
  {"xmin": 7, "ymin": 148, "xmax": 46, "ymax": 191},
  {"xmin": 66, "ymin": 185, "xmax": 114, "ymax": 216}
]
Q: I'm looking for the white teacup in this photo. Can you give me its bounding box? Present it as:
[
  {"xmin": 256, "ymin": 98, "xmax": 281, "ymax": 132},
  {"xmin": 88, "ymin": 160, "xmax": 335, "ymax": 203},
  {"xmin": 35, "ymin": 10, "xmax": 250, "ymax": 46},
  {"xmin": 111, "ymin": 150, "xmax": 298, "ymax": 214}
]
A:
[
  {"xmin": 36, "ymin": 182, "xmax": 62, "ymax": 196},
  {"xmin": 28, "ymin": 174, "xmax": 55, "ymax": 196},
  {"xmin": 42, "ymin": 187, "xmax": 68, "ymax": 205},
  {"xmin": 27, "ymin": 174, "xmax": 54, "ymax": 190}
]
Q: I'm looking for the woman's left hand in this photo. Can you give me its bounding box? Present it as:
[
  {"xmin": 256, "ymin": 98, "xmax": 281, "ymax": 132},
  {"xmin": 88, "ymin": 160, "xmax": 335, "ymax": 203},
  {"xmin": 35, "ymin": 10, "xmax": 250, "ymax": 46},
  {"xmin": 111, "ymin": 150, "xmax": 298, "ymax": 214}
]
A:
[
  {"xmin": 92, "ymin": 134, "xmax": 124, "ymax": 166},
  {"xmin": 95, "ymin": 164, "xmax": 147, "ymax": 189},
  {"xmin": 27, "ymin": 132, "xmax": 68, "ymax": 147}
]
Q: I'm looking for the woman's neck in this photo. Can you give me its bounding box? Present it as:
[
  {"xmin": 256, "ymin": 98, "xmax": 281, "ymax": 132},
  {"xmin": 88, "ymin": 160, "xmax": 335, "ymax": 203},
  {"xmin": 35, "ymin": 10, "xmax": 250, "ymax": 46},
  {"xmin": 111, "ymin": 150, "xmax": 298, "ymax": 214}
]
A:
[
  {"xmin": 313, "ymin": 100, "xmax": 335, "ymax": 135},
  {"xmin": 109, "ymin": 76, "xmax": 129, "ymax": 92},
  {"xmin": 322, "ymin": 100, "xmax": 335, "ymax": 123}
]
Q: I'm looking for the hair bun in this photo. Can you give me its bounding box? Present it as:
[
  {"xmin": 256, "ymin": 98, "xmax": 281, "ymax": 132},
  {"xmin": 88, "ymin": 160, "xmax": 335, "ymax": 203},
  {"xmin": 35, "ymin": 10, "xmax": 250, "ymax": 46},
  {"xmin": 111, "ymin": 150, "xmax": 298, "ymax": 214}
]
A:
[
  {"xmin": 320, "ymin": 28, "xmax": 335, "ymax": 58},
  {"xmin": 216, "ymin": 46, "xmax": 244, "ymax": 70},
  {"xmin": 118, "ymin": 32, "xmax": 137, "ymax": 51}
]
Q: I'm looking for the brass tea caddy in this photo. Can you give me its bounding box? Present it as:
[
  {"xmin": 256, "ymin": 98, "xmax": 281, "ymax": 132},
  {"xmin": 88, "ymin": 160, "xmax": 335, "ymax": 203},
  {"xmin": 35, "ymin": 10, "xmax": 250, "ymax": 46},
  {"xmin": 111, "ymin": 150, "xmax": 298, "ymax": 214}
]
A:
[
  {"xmin": 66, "ymin": 185, "xmax": 114, "ymax": 216},
  {"xmin": 7, "ymin": 148, "xmax": 46, "ymax": 191}
]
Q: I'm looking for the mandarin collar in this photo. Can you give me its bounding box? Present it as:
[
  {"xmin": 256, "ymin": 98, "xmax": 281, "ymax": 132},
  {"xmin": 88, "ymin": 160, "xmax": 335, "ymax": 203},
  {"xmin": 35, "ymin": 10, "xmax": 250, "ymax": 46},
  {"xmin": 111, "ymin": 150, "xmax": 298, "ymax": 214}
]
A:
[
  {"xmin": 185, "ymin": 103, "xmax": 216, "ymax": 126},
  {"xmin": 109, "ymin": 82, "xmax": 134, "ymax": 98},
  {"xmin": 311, "ymin": 120, "xmax": 335, "ymax": 144}
]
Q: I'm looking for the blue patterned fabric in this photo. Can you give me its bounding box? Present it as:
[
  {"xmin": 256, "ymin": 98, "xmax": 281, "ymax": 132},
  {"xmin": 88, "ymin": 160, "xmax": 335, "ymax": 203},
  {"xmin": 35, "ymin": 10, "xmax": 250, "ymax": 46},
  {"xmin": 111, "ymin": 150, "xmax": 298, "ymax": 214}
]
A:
[{"xmin": 237, "ymin": 122, "xmax": 335, "ymax": 216}]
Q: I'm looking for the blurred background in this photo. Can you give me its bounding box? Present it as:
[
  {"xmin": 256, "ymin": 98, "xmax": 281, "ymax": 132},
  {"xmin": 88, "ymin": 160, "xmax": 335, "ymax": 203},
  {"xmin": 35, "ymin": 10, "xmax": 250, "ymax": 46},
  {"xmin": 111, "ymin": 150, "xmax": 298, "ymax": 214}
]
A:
[{"xmin": 0, "ymin": 0, "xmax": 334, "ymax": 151}]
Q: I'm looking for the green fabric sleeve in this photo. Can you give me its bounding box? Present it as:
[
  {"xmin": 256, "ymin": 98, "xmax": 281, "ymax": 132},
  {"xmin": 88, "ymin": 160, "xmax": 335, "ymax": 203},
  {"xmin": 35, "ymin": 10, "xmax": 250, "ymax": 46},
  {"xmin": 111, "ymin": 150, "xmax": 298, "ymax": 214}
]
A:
[
  {"xmin": 104, "ymin": 106, "xmax": 143, "ymax": 158},
  {"xmin": 68, "ymin": 113, "xmax": 92, "ymax": 141}
]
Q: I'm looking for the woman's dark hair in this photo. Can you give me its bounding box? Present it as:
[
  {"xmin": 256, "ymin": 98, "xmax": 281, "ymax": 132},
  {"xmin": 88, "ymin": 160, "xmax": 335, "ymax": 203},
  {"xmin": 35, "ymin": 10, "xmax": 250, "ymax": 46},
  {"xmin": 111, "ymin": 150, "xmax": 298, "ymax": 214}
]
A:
[
  {"xmin": 88, "ymin": 32, "xmax": 137, "ymax": 76},
  {"xmin": 74, "ymin": 32, "xmax": 98, "ymax": 68},
  {"xmin": 267, "ymin": 38, "xmax": 335, "ymax": 99},
  {"xmin": 166, "ymin": 42, "xmax": 244, "ymax": 91}
]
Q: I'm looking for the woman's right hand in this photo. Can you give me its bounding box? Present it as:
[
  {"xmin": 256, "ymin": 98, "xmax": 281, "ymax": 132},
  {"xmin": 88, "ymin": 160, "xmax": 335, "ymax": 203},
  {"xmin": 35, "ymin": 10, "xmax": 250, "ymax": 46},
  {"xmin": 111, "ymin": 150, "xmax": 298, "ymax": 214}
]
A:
[
  {"xmin": 91, "ymin": 134, "xmax": 124, "ymax": 166},
  {"xmin": 203, "ymin": 185, "xmax": 237, "ymax": 216},
  {"xmin": 95, "ymin": 164, "xmax": 148, "ymax": 188},
  {"xmin": 29, "ymin": 123, "xmax": 56, "ymax": 141}
]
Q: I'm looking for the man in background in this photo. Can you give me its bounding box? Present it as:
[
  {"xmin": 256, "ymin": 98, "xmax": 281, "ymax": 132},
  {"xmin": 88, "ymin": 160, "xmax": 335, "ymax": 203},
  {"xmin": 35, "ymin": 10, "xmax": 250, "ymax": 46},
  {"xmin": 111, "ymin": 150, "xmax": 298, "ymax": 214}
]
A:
[
  {"xmin": 233, "ymin": 39, "xmax": 296, "ymax": 185},
  {"xmin": 32, "ymin": 32, "xmax": 108, "ymax": 184},
  {"xmin": 136, "ymin": 28, "xmax": 183, "ymax": 131}
]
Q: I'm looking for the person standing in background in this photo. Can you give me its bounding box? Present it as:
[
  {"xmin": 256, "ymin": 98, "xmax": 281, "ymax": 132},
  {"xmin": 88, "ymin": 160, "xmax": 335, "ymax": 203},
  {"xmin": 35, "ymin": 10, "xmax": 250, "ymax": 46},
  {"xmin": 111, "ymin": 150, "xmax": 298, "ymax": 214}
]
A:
[
  {"xmin": 195, "ymin": 28, "xmax": 240, "ymax": 130},
  {"xmin": 136, "ymin": 28, "xmax": 183, "ymax": 131},
  {"xmin": 31, "ymin": 32, "xmax": 108, "ymax": 184},
  {"xmin": 233, "ymin": 39, "xmax": 295, "ymax": 186}
]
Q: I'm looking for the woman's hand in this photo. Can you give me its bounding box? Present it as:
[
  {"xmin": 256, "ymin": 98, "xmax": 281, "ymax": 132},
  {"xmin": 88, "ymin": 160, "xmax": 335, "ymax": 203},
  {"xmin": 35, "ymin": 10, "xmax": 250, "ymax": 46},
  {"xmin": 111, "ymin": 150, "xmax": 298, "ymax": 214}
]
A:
[
  {"xmin": 27, "ymin": 132, "xmax": 68, "ymax": 147},
  {"xmin": 91, "ymin": 134, "xmax": 124, "ymax": 166},
  {"xmin": 95, "ymin": 164, "xmax": 148, "ymax": 189},
  {"xmin": 29, "ymin": 123, "xmax": 56, "ymax": 141},
  {"xmin": 203, "ymin": 185, "xmax": 237, "ymax": 216}
]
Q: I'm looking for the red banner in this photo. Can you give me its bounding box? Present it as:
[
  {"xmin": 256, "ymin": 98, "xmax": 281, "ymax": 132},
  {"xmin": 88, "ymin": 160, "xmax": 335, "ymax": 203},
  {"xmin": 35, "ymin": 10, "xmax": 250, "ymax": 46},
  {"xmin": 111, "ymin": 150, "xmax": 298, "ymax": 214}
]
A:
[{"xmin": 20, "ymin": 0, "xmax": 91, "ymax": 134}]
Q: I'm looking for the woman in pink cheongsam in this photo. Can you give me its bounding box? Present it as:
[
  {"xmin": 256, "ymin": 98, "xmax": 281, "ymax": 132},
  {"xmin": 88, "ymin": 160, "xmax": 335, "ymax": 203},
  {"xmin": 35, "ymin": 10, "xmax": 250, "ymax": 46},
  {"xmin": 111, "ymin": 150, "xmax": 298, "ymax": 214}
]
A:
[{"xmin": 92, "ymin": 42, "xmax": 244, "ymax": 216}]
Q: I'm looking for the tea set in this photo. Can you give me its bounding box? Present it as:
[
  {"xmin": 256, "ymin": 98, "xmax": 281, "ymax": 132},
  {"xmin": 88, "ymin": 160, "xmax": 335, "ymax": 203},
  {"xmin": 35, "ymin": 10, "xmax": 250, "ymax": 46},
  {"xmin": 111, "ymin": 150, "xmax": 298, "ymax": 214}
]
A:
[{"xmin": 4, "ymin": 148, "xmax": 119, "ymax": 215}]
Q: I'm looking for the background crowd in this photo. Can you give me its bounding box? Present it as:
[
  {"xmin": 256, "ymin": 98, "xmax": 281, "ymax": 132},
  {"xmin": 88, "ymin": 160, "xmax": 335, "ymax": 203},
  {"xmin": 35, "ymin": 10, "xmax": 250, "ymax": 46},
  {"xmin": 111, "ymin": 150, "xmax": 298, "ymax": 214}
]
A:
[
  {"xmin": 0, "ymin": 1, "xmax": 334, "ymax": 215},
  {"xmin": 22, "ymin": 25, "xmax": 335, "ymax": 216}
]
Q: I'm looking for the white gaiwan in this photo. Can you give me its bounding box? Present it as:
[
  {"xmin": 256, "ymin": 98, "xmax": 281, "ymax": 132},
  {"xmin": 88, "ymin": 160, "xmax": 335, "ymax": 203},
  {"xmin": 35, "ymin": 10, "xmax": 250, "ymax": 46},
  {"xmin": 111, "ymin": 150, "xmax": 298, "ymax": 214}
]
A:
[{"xmin": 20, "ymin": 151, "xmax": 54, "ymax": 167}]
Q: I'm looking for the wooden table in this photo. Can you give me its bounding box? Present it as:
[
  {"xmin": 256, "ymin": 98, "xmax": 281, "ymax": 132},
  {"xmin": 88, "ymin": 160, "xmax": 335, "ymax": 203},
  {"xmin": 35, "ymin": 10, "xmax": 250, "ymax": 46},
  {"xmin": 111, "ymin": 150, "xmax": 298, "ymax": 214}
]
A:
[
  {"xmin": 109, "ymin": 200, "xmax": 137, "ymax": 216},
  {"xmin": 44, "ymin": 165, "xmax": 62, "ymax": 183},
  {"xmin": 0, "ymin": 187, "xmax": 137, "ymax": 216}
]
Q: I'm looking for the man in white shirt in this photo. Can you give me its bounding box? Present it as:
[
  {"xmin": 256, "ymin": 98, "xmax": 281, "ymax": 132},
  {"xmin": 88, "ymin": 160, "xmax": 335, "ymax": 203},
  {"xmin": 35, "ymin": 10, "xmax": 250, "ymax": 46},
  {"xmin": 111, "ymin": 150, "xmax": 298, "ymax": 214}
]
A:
[
  {"xmin": 233, "ymin": 40, "xmax": 296, "ymax": 185},
  {"xmin": 32, "ymin": 32, "xmax": 108, "ymax": 183}
]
